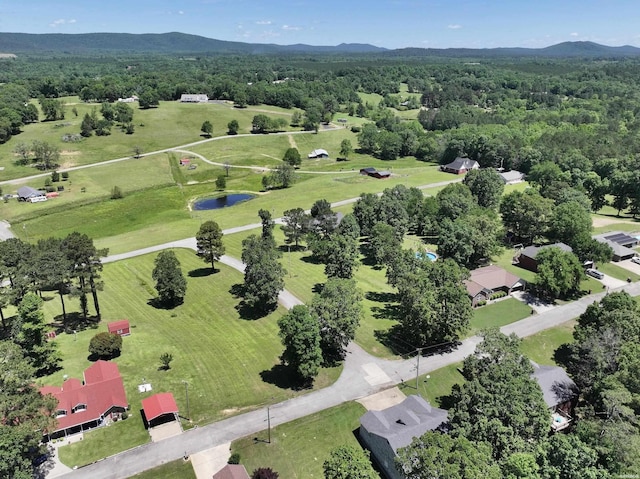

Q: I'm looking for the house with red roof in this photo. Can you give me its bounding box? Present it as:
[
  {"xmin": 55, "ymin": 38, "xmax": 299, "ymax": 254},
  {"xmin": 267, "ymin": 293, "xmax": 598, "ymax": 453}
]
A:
[
  {"xmin": 40, "ymin": 360, "xmax": 128, "ymax": 440},
  {"xmin": 107, "ymin": 319, "xmax": 130, "ymax": 336}
]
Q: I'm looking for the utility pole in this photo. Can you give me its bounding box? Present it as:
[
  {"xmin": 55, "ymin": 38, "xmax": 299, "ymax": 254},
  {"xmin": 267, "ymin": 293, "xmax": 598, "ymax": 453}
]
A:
[
  {"xmin": 267, "ymin": 405, "xmax": 271, "ymax": 443},
  {"xmin": 415, "ymin": 350, "xmax": 420, "ymax": 392},
  {"xmin": 182, "ymin": 381, "xmax": 190, "ymax": 421}
]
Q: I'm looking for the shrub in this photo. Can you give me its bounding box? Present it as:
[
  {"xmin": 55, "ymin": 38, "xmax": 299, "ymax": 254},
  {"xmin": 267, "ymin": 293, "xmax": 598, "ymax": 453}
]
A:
[
  {"xmin": 51, "ymin": 171, "xmax": 60, "ymax": 182},
  {"xmin": 88, "ymin": 332, "xmax": 122, "ymax": 359},
  {"xmin": 490, "ymin": 291, "xmax": 507, "ymax": 300},
  {"xmin": 476, "ymin": 300, "xmax": 487, "ymax": 307},
  {"xmin": 61, "ymin": 172, "xmax": 69, "ymax": 180},
  {"xmin": 44, "ymin": 178, "xmax": 52, "ymax": 187},
  {"xmin": 111, "ymin": 186, "xmax": 124, "ymax": 199},
  {"xmin": 252, "ymin": 468, "xmax": 279, "ymax": 479},
  {"xmin": 215, "ymin": 175, "xmax": 226, "ymax": 190},
  {"xmin": 228, "ymin": 453, "xmax": 241, "ymax": 464},
  {"xmin": 159, "ymin": 352, "xmax": 173, "ymax": 370},
  {"xmin": 350, "ymin": 125, "xmax": 361, "ymax": 133}
]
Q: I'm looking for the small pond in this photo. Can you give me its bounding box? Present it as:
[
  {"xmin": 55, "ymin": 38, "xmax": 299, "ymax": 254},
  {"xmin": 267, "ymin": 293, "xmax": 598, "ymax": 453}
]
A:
[{"xmin": 193, "ymin": 193, "xmax": 255, "ymax": 211}]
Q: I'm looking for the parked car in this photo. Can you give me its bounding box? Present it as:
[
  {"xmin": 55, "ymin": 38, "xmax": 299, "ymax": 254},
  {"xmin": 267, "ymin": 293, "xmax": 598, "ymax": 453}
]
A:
[
  {"xmin": 586, "ymin": 268, "xmax": 605, "ymax": 280},
  {"xmin": 631, "ymin": 256, "xmax": 640, "ymax": 265}
]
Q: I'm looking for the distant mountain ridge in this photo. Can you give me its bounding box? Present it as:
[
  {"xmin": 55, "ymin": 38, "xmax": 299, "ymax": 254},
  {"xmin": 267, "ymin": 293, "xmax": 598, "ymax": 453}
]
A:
[
  {"xmin": 0, "ymin": 32, "xmax": 386, "ymax": 55},
  {"xmin": 1, "ymin": 32, "xmax": 639, "ymax": 58}
]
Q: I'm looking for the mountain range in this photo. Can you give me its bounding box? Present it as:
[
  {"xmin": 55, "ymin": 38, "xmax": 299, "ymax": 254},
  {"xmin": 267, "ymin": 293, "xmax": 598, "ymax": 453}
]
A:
[{"xmin": 1, "ymin": 32, "xmax": 640, "ymax": 58}]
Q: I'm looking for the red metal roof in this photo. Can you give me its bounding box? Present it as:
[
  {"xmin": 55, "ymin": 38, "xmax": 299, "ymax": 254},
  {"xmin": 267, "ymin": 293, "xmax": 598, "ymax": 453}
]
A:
[
  {"xmin": 141, "ymin": 392, "xmax": 179, "ymax": 422},
  {"xmin": 40, "ymin": 360, "xmax": 127, "ymax": 434},
  {"xmin": 107, "ymin": 319, "xmax": 130, "ymax": 334}
]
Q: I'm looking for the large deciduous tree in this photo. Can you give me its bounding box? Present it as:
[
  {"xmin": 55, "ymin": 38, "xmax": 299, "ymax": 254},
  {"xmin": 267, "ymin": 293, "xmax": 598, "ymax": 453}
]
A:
[
  {"xmin": 241, "ymin": 235, "xmax": 285, "ymax": 313},
  {"xmin": 152, "ymin": 250, "xmax": 187, "ymax": 307},
  {"xmin": 449, "ymin": 330, "xmax": 550, "ymax": 461},
  {"xmin": 282, "ymin": 147, "xmax": 301, "ymax": 167},
  {"xmin": 463, "ymin": 168, "xmax": 505, "ymax": 209},
  {"xmin": 311, "ymin": 278, "xmax": 362, "ymax": 364},
  {"xmin": 500, "ymin": 189, "xmax": 554, "ymax": 244},
  {"xmin": 281, "ymin": 208, "xmax": 309, "ymax": 248},
  {"xmin": 323, "ymin": 445, "xmax": 377, "ymax": 479},
  {"xmin": 324, "ymin": 233, "xmax": 359, "ymax": 279},
  {"xmin": 196, "ymin": 221, "xmax": 225, "ymax": 272},
  {"xmin": 396, "ymin": 432, "xmax": 501, "ymax": 479},
  {"xmin": 277, "ymin": 305, "xmax": 322, "ymax": 385},
  {"xmin": 535, "ymin": 247, "xmax": 584, "ymax": 299},
  {"xmin": 547, "ymin": 200, "xmax": 593, "ymax": 246},
  {"xmin": 0, "ymin": 341, "xmax": 57, "ymax": 479}
]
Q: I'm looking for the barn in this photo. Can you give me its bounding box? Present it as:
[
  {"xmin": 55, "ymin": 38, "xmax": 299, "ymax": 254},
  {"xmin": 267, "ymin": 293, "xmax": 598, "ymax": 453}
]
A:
[{"xmin": 107, "ymin": 320, "xmax": 131, "ymax": 336}]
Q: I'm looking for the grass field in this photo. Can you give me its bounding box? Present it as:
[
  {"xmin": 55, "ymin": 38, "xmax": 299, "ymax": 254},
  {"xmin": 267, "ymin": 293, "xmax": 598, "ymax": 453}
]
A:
[
  {"xmin": 520, "ymin": 320, "xmax": 575, "ymax": 365},
  {"xmin": 0, "ymin": 98, "xmax": 300, "ymax": 180},
  {"xmin": 129, "ymin": 459, "xmax": 196, "ymax": 479},
  {"xmin": 42, "ymin": 249, "xmax": 340, "ymax": 467},
  {"xmin": 231, "ymin": 402, "xmax": 370, "ymax": 479},
  {"xmin": 598, "ymin": 262, "xmax": 640, "ymax": 282},
  {"xmin": 468, "ymin": 298, "xmax": 532, "ymax": 336}
]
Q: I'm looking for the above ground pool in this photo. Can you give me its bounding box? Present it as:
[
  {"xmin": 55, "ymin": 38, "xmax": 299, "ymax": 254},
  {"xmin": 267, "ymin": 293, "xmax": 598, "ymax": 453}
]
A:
[
  {"xmin": 193, "ymin": 193, "xmax": 255, "ymax": 210},
  {"xmin": 416, "ymin": 251, "xmax": 438, "ymax": 262}
]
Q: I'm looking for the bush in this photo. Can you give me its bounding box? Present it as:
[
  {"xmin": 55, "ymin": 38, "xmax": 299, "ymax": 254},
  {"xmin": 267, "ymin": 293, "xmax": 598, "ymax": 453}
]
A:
[
  {"xmin": 252, "ymin": 468, "xmax": 279, "ymax": 479},
  {"xmin": 350, "ymin": 125, "xmax": 361, "ymax": 133},
  {"xmin": 215, "ymin": 175, "xmax": 226, "ymax": 190},
  {"xmin": 61, "ymin": 172, "xmax": 69, "ymax": 180},
  {"xmin": 88, "ymin": 332, "xmax": 122, "ymax": 359},
  {"xmin": 51, "ymin": 171, "xmax": 60, "ymax": 182},
  {"xmin": 228, "ymin": 453, "xmax": 241, "ymax": 464},
  {"xmin": 490, "ymin": 291, "xmax": 507, "ymax": 300},
  {"xmin": 476, "ymin": 300, "xmax": 487, "ymax": 307},
  {"xmin": 44, "ymin": 178, "xmax": 52, "ymax": 187},
  {"xmin": 111, "ymin": 186, "xmax": 124, "ymax": 199}
]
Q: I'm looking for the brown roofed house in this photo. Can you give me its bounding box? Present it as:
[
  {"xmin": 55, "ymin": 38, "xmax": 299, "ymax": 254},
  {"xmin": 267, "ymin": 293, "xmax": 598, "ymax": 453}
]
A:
[
  {"xmin": 463, "ymin": 265, "xmax": 525, "ymax": 306},
  {"xmin": 213, "ymin": 464, "xmax": 250, "ymax": 479}
]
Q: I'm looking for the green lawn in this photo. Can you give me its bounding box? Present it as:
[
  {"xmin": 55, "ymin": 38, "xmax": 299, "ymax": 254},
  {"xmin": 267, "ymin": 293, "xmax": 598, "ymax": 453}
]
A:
[
  {"xmin": 519, "ymin": 320, "xmax": 576, "ymax": 365},
  {"xmin": 129, "ymin": 459, "xmax": 196, "ymax": 479},
  {"xmin": 468, "ymin": 298, "xmax": 532, "ymax": 336},
  {"xmin": 231, "ymin": 402, "xmax": 372, "ymax": 479},
  {"xmin": 598, "ymin": 262, "xmax": 640, "ymax": 282},
  {"xmin": 43, "ymin": 249, "xmax": 340, "ymax": 467},
  {"xmin": 0, "ymin": 98, "xmax": 300, "ymax": 180}
]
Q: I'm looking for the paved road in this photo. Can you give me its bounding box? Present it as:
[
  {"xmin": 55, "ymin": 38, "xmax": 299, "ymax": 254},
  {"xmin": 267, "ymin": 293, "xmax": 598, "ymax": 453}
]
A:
[{"xmin": 58, "ymin": 233, "xmax": 640, "ymax": 479}]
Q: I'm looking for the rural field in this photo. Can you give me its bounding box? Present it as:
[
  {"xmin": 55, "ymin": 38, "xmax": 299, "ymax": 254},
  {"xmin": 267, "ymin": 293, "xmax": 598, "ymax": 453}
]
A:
[{"xmin": 35, "ymin": 249, "xmax": 340, "ymax": 467}]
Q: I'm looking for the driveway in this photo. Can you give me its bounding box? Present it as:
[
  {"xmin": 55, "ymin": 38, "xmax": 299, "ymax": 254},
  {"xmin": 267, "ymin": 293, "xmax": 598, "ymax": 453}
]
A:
[
  {"xmin": 0, "ymin": 220, "xmax": 15, "ymax": 240},
  {"xmin": 511, "ymin": 290, "xmax": 556, "ymax": 314},
  {"xmin": 614, "ymin": 258, "xmax": 640, "ymax": 276},
  {"xmin": 597, "ymin": 273, "xmax": 627, "ymax": 289}
]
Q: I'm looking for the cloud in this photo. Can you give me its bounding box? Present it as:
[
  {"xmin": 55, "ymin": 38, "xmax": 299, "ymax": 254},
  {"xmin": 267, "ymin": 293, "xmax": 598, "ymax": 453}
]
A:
[
  {"xmin": 256, "ymin": 20, "xmax": 272, "ymax": 25},
  {"xmin": 570, "ymin": 32, "xmax": 578, "ymax": 37},
  {"xmin": 50, "ymin": 18, "xmax": 76, "ymax": 27},
  {"xmin": 178, "ymin": 10, "xmax": 184, "ymax": 15},
  {"xmin": 282, "ymin": 25, "xmax": 302, "ymax": 31},
  {"xmin": 448, "ymin": 24, "xmax": 462, "ymax": 30}
]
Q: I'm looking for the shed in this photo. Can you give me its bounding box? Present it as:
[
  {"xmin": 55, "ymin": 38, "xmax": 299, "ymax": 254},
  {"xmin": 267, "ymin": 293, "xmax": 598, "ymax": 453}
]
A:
[
  {"xmin": 179, "ymin": 158, "xmax": 191, "ymax": 166},
  {"xmin": 107, "ymin": 320, "xmax": 130, "ymax": 337},
  {"xmin": 142, "ymin": 392, "xmax": 179, "ymax": 427},
  {"xmin": 308, "ymin": 148, "xmax": 329, "ymax": 159}
]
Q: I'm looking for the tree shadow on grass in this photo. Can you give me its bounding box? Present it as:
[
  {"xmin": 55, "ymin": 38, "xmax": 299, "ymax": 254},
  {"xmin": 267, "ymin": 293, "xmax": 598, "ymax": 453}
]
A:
[
  {"xmin": 260, "ymin": 364, "xmax": 310, "ymax": 391},
  {"xmin": 553, "ymin": 343, "xmax": 573, "ymax": 369},
  {"xmin": 52, "ymin": 312, "xmax": 100, "ymax": 334},
  {"xmin": 366, "ymin": 291, "xmax": 403, "ymax": 321},
  {"xmin": 277, "ymin": 244, "xmax": 306, "ymax": 254},
  {"xmin": 188, "ymin": 267, "xmax": 218, "ymax": 278},
  {"xmin": 147, "ymin": 297, "xmax": 183, "ymax": 310},
  {"xmin": 301, "ymin": 254, "xmax": 323, "ymax": 265},
  {"xmin": 229, "ymin": 283, "xmax": 274, "ymax": 320}
]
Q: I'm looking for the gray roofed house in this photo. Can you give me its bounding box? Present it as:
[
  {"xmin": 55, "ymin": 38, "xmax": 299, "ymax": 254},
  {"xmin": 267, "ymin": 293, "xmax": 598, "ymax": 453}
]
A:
[
  {"xmin": 514, "ymin": 242, "xmax": 573, "ymax": 272},
  {"xmin": 440, "ymin": 157, "xmax": 480, "ymax": 175},
  {"xmin": 17, "ymin": 186, "xmax": 46, "ymax": 203},
  {"xmin": 499, "ymin": 170, "xmax": 525, "ymax": 184},
  {"xmin": 593, "ymin": 231, "xmax": 638, "ymax": 262},
  {"xmin": 359, "ymin": 395, "xmax": 448, "ymax": 479},
  {"xmin": 531, "ymin": 363, "xmax": 579, "ymax": 432}
]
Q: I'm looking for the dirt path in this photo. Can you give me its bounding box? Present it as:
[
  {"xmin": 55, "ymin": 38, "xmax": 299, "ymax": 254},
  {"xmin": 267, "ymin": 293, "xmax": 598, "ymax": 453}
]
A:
[{"xmin": 288, "ymin": 134, "xmax": 297, "ymax": 149}]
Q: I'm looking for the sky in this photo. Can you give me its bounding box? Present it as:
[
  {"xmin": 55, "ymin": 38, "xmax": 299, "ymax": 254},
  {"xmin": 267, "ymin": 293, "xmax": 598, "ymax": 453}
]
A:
[{"xmin": 2, "ymin": 0, "xmax": 640, "ymax": 50}]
